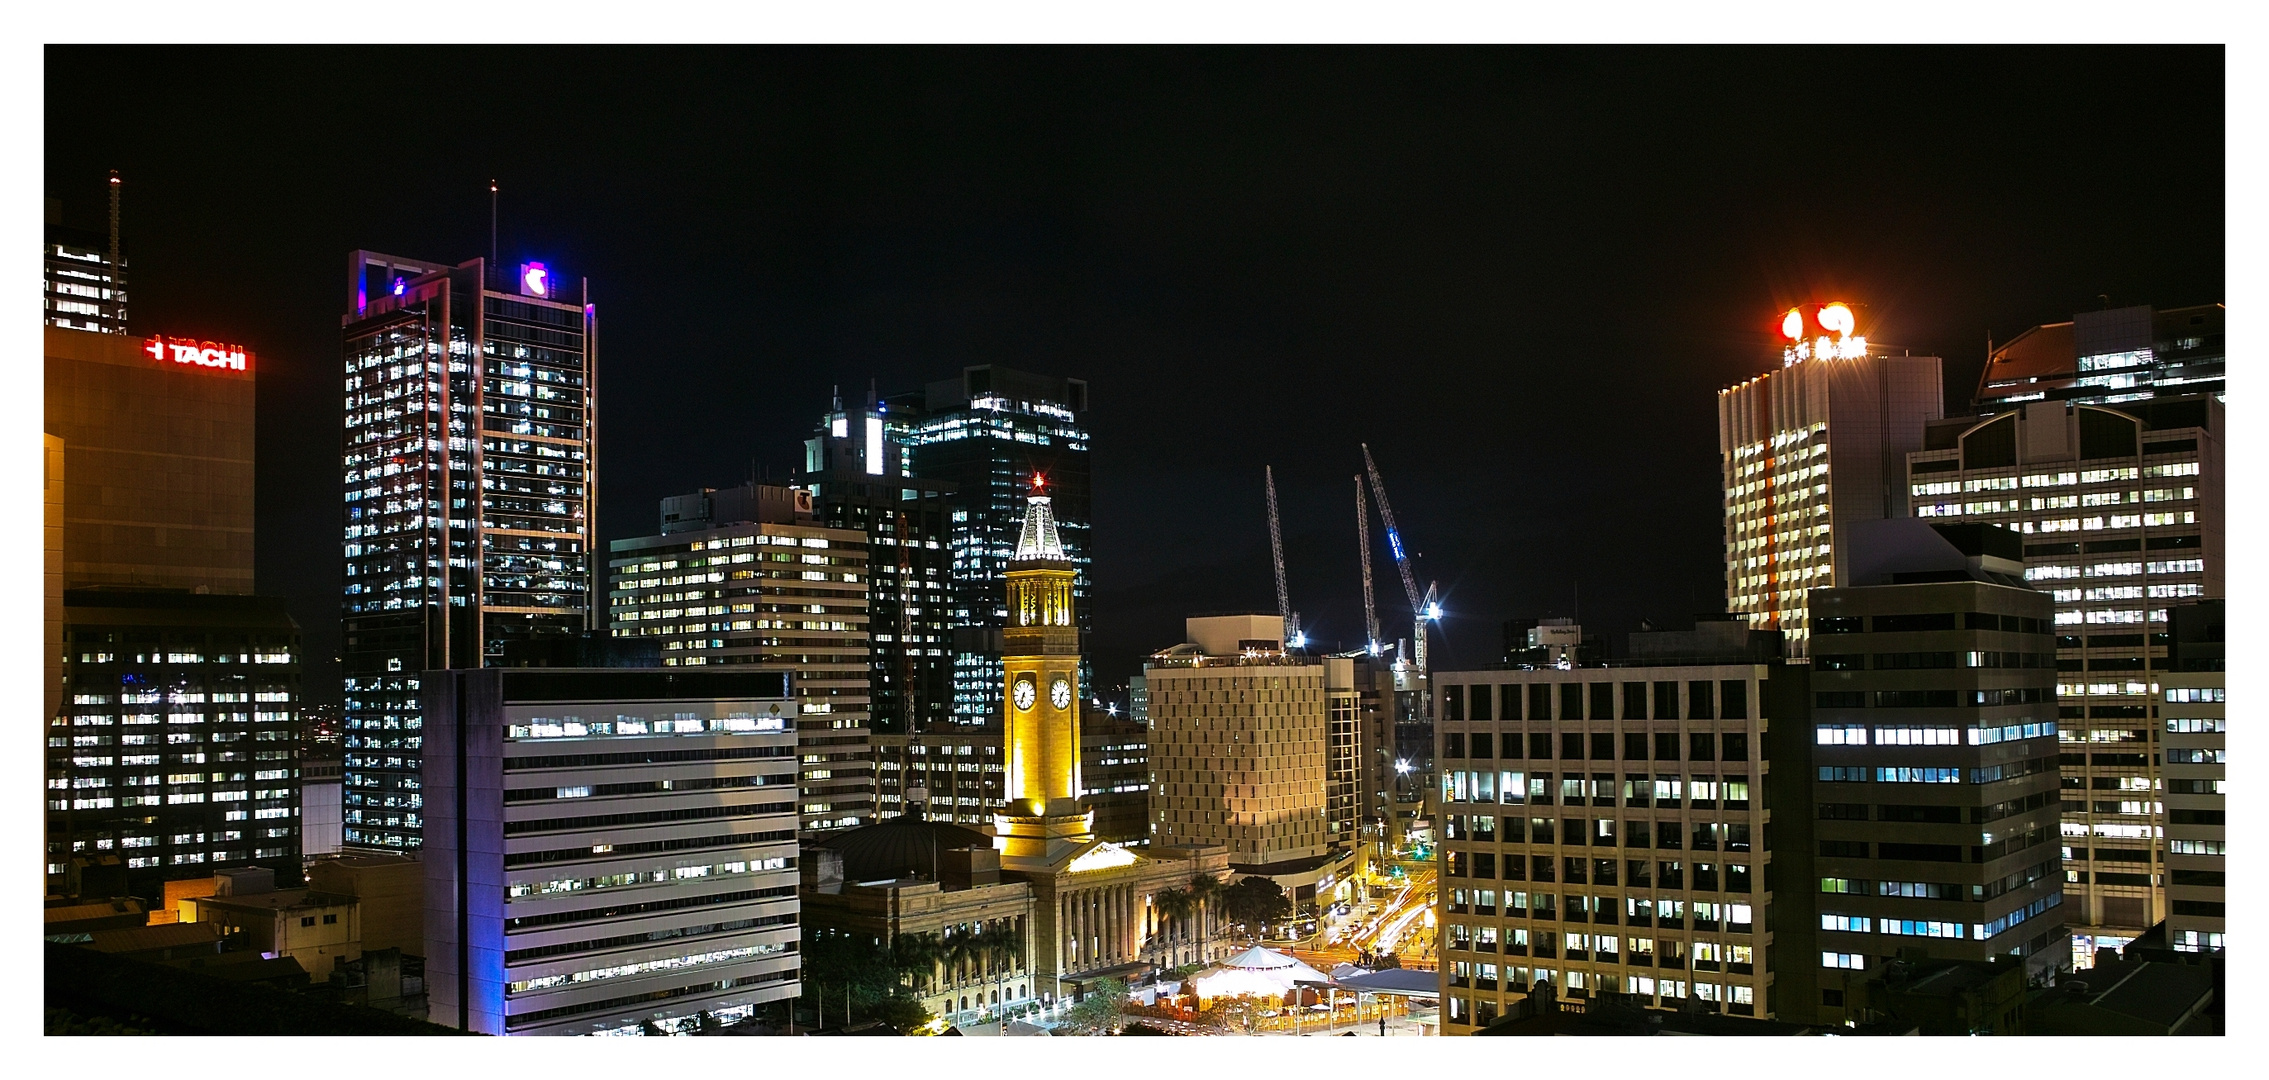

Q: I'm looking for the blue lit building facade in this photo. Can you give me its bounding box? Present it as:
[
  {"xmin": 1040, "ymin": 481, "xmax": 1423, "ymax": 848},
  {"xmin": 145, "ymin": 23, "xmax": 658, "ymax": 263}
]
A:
[
  {"xmin": 422, "ymin": 668, "xmax": 801, "ymax": 1035},
  {"xmin": 339, "ymin": 252, "xmax": 597, "ymax": 849},
  {"xmin": 886, "ymin": 367, "xmax": 1091, "ymax": 728}
]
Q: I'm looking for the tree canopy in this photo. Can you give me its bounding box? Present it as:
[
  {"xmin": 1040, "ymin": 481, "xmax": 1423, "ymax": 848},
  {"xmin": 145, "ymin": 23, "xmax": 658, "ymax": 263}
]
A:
[
  {"xmin": 1219, "ymin": 876, "xmax": 1292, "ymax": 939},
  {"xmin": 1057, "ymin": 977, "xmax": 1129, "ymax": 1035}
]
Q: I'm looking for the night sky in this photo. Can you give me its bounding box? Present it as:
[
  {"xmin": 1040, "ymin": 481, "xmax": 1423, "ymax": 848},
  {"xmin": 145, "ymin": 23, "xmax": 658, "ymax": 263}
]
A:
[{"xmin": 45, "ymin": 47, "xmax": 2224, "ymax": 706}]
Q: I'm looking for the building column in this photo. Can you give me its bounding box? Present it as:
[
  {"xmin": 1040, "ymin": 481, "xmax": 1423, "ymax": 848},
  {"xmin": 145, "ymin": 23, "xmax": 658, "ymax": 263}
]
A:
[
  {"xmin": 1113, "ymin": 887, "xmax": 1124, "ymax": 961},
  {"xmin": 1076, "ymin": 891, "xmax": 1088, "ymax": 969}
]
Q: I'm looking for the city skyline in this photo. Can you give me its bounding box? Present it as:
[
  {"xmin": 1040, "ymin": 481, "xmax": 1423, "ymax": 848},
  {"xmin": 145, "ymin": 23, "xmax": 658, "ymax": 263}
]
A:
[
  {"xmin": 36, "ymin": 35, "xmax": 2232, "ymax": 1041},
  {"xmin": 41, "ymin": 47, "xmax": 2224, "ymax": 701}
]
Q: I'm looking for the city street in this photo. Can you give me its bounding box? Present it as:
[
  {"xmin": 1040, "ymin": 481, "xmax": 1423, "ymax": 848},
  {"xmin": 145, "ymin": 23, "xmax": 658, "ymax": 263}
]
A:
[{"xmin": 1287, "ymin": 860, "xmax": 1437, "ymax": 973}]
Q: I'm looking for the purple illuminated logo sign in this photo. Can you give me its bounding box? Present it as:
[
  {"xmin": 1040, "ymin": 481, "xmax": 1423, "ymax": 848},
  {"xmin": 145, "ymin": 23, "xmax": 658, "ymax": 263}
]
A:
[
  {"xmin": 519, "ymin": 262, "xmax": 550, "ymax": 298},
  {"xmin": 391, "ymin": 277, "xmax": 406, "ymax": 296}
]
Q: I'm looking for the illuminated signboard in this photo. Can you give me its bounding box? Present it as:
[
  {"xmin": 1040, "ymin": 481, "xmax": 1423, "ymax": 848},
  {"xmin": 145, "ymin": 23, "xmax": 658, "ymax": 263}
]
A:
[
  {"xmin": 1779, "ymin": 302, "xmax": 1867, "ymax": 366},
  {"xmin": 519, "ymin": 261, "xmax": 550, "ymax": 298},
  {"xmin": 144, "ymin": 336, "xmax": 248, "ymax": 372}
]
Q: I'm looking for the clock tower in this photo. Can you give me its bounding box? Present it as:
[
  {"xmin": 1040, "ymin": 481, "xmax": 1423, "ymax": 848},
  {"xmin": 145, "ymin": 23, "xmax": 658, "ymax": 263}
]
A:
[{"xmin": 994, "ymin": 478, "xmax": 1095, "ymax": 870}]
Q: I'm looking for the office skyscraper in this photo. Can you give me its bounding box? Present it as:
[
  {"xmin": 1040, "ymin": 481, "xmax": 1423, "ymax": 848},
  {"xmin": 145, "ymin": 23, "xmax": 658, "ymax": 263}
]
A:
[
  {"xmin": 46, "ymin": 323, "xmax": 302, "ymax": 897},
  {"xmin": 1785, "ymin": 521, "xmax": 2067, "ymax": 1017},
  {"xmin": 422, "ymin": 668, "xmax": 802, "ymax": 1035},
  {"xmin": 888, "ymin": 366, "xmax": 1091, "ymax": 727},
  {"xmin": 1146, "ymin": 615, "xmax": 1357, "ymax": 911},
  {"xmin": 43, "ymin": 177, "xmax": 128, "ymax": 335},
  {"xmin": 1720, "ymin": 303, "xmax": 1943, "ymax": 662},
  {"xmin": 801, "ymin": 387, "xmax": 958, "ymax": 734},
  {"xmin": 610, "ymin": 487, "xmax": 875, "ymax": 833},
  {"xmin": 51, "ymin": 591, "xmax": 302, "ymax": 897},
  {"xmin": 1976, "ymin": 303, "xmax": 2224, "ymax": 410},
  {"xmin": 1904, "ymin": 395, "xmax": 2222, "ymax": 957},
  {"xmin": 2160, "ymin": 601, "xmax": 2224, "ymax": 956},
  {"xmin": 339, "ymin": 252, "xmax": 597, "ymax": 849},
  {"xmin": 1433, "ymin": 618, "xmax": 1783, "ymax": 1030}
]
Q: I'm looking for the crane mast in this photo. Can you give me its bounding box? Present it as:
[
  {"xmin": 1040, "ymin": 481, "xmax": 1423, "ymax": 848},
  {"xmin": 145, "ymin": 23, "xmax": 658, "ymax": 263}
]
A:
[
  {"xmin": 1361, "ymin": 443, "xmax": 1424, "ymax": 617},
  {"xmin": 1265, "ymin": 466, "xmax": 1301, "ymax": 647},
  {"xmin": 1360, "ymin": 443, "xmax": 1438, "ymax": 680},
  {"xmin": 1356, "ymin": 476, "xmax": 1380, "ymax": 653}
]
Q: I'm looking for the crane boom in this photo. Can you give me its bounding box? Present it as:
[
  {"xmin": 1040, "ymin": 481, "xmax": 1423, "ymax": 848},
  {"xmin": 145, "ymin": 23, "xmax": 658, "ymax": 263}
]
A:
[
  {"xmin": 1265, "ymin": 466, "xmax": 1298, "ymax": 644},
  {"xmin": 1356, "ymin": 475, "xmax": 1380, "ymax": 651},
  {"xmin": 1361, "ymin": 443, "xmax": 1424, "ymax": 616}
]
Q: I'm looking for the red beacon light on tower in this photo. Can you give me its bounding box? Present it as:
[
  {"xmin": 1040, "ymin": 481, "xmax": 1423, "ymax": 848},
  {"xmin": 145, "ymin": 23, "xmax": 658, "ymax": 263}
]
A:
[{"xmin": 1778, "ymin": 302, "xmax": 1867, "ymax": 366}]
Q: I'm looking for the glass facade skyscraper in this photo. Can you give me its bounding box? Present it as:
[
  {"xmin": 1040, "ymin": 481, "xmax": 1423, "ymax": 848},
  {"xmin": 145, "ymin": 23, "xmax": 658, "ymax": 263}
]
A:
[
  {"xmin": 887, "ymin": 366, "xmax": 1091, "ymax": 727},
  {"xmin": 801, "ymin": 390, "xmax": 958, "ymax": 735},
  {"xmin": 339, "ymin": 252, "xmax": 596, "ymax": 849}
]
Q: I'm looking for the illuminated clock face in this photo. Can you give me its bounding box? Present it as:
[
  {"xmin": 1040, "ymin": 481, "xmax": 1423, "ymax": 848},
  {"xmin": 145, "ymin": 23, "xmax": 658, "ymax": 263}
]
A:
[
  {"xmin": 1050, "ymin": 676, "xmax": 1073, "ymax": 710},
  {"xmin": 1012, "ymin": 677, "xmax": 1037, "ymax": 711}
]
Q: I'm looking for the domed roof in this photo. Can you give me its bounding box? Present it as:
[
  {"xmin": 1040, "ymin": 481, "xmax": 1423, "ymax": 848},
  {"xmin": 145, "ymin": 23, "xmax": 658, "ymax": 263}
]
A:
[{"xmin": 815, "ymin": 816, "xmax": 992, "ymax": 882}]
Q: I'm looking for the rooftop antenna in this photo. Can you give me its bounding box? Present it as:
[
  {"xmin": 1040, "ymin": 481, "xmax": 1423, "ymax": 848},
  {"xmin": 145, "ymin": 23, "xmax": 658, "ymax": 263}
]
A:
[
  {"xmin": 489, "ymin": 179, "xmax": 499, "ymax": 281},
  {"xmin": 106, "ymin": 170, "xmax": 122, "ymax": 329}
]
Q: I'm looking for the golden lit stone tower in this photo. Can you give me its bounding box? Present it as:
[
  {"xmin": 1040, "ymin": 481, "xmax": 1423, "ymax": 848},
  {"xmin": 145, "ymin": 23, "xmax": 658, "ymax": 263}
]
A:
[{"xmin": 995, "ymin": 479, "xmax": 1094, "ymax": 870}]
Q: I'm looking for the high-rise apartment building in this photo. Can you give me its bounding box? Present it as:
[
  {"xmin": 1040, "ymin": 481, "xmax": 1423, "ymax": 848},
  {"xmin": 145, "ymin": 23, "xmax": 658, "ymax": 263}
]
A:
[
  {"xmin": 801, "ymin": 390, "xmax": 958, "ymax": 734},
  {"xmin": 1719, "ymin": 303, "xmax": 1943, "ymax": 661},
  {"xmin": 1145, "ymin": 616, "xmax": 1354, "ymax": 911},
  {"xmin": 339, "ymin": 252, "xmax": 598, "ymax": 850},
  {"xmin": 1780, "ymin": 521, "xmax": 2067, "ymax": 1022},
  {"xmin": 1976, "ymin": 303, "xmax": 2224, "ymax": 410},
  {"xmin": 1904, "ymin": 395, "xmax": 2222, "ymax": 955},
  {"xmin": 887, "ymin": 366, "xmax": 1091, "ymax": 727},
  {"xmin": 1433, "ymin": 619, "xmax": 1783, "ymax": 1031},
  {"xmin": 45, "ymin": 324, "xmax": 301, "ymax": 896},
  {"xmin": 609, "ymin": 491, "xmax": 874, "ymax": 834},
  {"xmin": 2160, "ymin": 601, "xmax": 2224, "ymax": 956},
  {"xmin": 43, "ymin": 180, "xmax": 128, "ymax": 335},
  {"xmin": 422, "ymin": 668, "xmax": 803, "ymax": 1035}
]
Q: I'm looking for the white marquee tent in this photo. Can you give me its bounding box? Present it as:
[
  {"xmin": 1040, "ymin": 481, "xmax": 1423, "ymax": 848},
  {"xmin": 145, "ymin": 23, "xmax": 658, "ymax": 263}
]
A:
[{"xmin": 1185, "ymin": 946, "xmax": 1332, "ymax": 1001}]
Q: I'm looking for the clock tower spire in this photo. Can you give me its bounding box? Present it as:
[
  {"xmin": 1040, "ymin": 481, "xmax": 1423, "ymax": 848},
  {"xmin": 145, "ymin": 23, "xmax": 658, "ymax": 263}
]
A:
[{"xmin": 995, "ymin": 475, "xmax": 1094, "ymax": 869}]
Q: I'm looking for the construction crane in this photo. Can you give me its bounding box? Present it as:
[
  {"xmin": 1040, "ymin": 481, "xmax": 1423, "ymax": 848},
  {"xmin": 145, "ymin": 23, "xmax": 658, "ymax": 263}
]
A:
[
  {"xmin": 1356, "ymin": 475, "xmax": 1381, "ymax": 653},
  {"xmin": 1264, "ymin": 466, "xmax": 1305, "ymax": 649},
  {"xmin": 1361, "ymin": 443, "xmax": 1442, "ymax": 677}
]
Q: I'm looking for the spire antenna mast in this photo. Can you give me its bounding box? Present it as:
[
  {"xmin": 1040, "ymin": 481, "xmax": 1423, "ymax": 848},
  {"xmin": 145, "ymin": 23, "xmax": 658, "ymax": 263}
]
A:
[
  {"xmin": 106, "ymin": 170, "xmax": 122, "ymax": 331},
  {"xmin": 489, "ymin": 179, "xmax": 499, "ymax": 279}
]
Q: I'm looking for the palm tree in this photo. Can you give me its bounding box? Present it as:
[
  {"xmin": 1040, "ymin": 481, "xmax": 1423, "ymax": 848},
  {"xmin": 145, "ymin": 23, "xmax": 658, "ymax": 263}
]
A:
[
  {"xmin": 974, "ymin": 919, "xmax": 1025, "ymax": 1028},
  {"xmin": 937, "ymin": 929, "xmax": 978, "ymax": 1019},
  {"xmin": 890, "ymin": 931, "xmax": 945, "ymax": 998},
  {"xmin": 1186, "ymin": 873, "xmax": 1227, "ymax": 958},
  {"xmin": 1153, "ymin": 887, "xmax": 1194, "ymax": 962}
]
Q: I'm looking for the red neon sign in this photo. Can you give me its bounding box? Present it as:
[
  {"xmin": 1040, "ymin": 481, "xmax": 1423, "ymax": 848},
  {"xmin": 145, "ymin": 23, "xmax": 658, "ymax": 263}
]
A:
[{"xmin": 144, "ymin": 336, "xmax": 248, "ymax": 372}]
